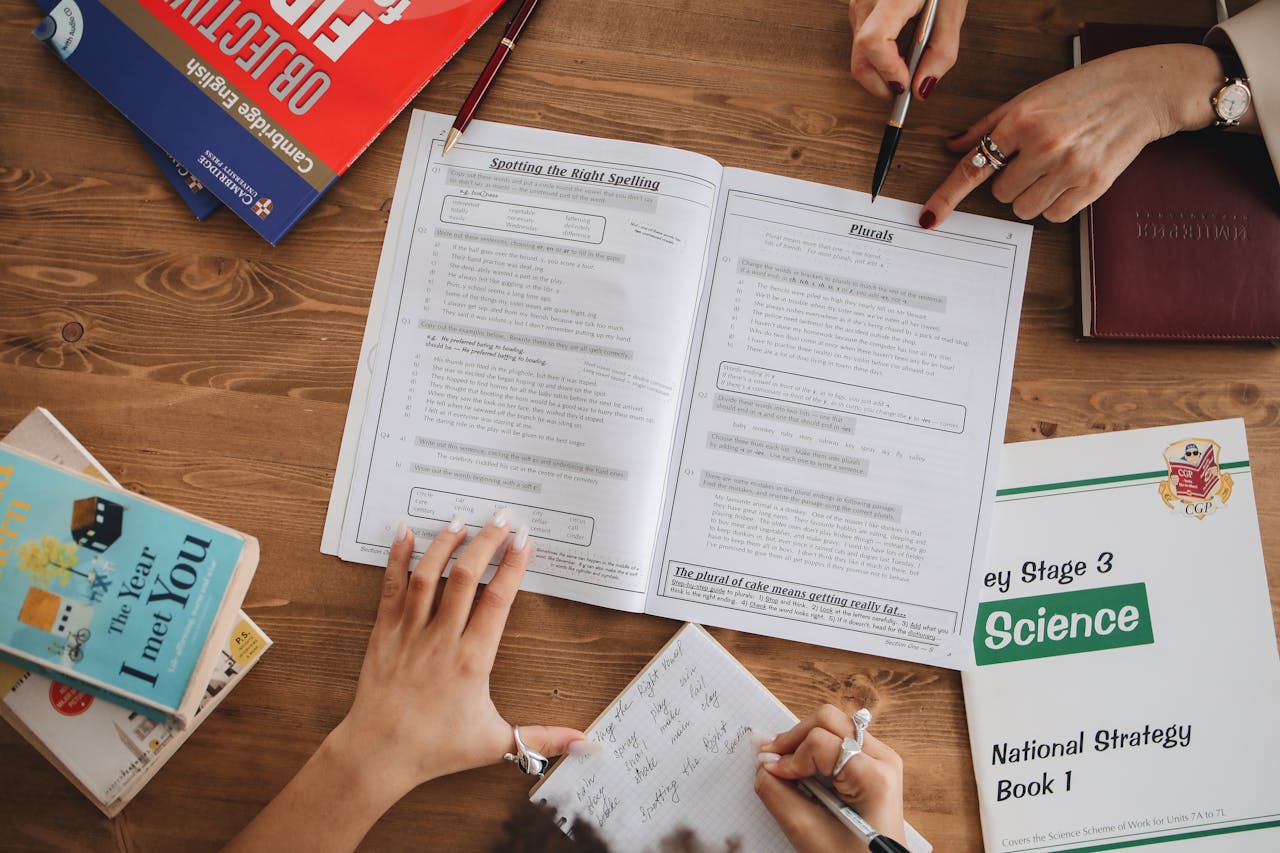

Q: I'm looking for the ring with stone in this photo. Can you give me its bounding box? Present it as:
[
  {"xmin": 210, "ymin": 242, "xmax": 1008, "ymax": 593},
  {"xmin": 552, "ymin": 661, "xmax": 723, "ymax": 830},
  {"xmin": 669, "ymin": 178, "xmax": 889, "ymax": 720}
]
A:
[
  {"xmin": 971, "ymin": 133, "xmax": 1011, "ymax": 171},
  {"xmin": 503, "ymin": 726, "xmax": 550, "ymax": 777}
]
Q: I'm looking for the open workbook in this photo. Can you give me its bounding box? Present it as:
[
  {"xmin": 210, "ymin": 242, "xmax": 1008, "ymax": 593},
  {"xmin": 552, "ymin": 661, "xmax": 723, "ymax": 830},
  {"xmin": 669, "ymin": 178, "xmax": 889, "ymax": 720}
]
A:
[{"xmin": 325, "ymin": 111, "xmax": 1032, "ymax": 666}]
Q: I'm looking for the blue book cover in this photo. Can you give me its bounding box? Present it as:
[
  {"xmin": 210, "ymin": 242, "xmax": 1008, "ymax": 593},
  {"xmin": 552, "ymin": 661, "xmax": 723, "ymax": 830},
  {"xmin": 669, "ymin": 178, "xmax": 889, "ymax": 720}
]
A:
[
  {"xmin": 28, "ymin": 0, "xmax": 222, "ymax": 221},
  {"xmin": 30, "ymin": 0, "xmax": 505, "ymax": 244},
  {"xmin": 131, "ymin": 128, "xmax": 224, "ymax": 221},
  {"xmin": 0, "ymin": 446, "xmax": 258, "ymax": 725}
]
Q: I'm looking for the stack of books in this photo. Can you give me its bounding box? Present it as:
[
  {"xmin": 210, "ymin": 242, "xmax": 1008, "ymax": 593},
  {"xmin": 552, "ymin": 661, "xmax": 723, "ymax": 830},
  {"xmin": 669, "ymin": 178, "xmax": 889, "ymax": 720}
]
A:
[
  {"xmin": 29, "ymin": 0, "xmax": 507, "ymax": 243},
  {"xmin": 0, "ymin": 408, "xmax": 269, "ymax": 816}
]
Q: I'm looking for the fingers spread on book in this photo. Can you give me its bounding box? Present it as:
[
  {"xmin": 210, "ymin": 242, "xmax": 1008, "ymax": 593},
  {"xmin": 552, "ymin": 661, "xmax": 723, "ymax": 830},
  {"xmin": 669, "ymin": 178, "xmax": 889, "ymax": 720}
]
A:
[
  {"xmin": 435, "ymin": 512, "xmax": 512, "ymax": 637},
  {"xmin": 404, "ymin": 523, "xmax": 466, "ymax": 629},
  {"xmin": 375, "ymin": 525, "xmax": 415, "ymax": 629},
  {"xmin": 465, "ymin": 531, "xmax": 532, "ymax": 662}
]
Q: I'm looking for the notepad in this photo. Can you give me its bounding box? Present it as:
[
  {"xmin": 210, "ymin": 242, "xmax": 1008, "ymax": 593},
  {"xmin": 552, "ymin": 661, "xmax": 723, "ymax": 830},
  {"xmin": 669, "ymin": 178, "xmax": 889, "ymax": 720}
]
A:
[{"xmin": 531, "ymin": 623, "xmax": 929, "ymax": 852}]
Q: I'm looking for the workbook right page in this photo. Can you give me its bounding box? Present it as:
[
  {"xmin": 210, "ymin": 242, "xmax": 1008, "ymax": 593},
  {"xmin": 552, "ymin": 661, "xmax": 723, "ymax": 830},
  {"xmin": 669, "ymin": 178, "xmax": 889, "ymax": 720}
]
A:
[{"xmin": 647, "ymin": 169, "xmax": 1031, "ymax": 666}]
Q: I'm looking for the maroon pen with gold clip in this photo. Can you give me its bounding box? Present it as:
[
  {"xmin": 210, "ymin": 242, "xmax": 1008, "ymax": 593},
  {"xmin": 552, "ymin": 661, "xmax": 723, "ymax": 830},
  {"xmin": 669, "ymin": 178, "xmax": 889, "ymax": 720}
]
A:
[{"xmin": 442, "ymin": 0, "xmax": 543, "ymax": 155}]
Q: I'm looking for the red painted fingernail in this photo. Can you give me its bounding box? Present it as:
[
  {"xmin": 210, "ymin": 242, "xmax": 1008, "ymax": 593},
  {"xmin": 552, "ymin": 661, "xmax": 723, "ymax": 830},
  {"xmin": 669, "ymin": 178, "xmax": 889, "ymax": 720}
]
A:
[
  {"xmin": 919, "ymin": 76, "xmax": 937, "ymax": 100},
  {"xmin": 919, "ymin": 210, "xmax": 936, "ymax": 229},
  {"xmin": 887, "ymin": 80, "xmax": 905, "ymax": 96}
]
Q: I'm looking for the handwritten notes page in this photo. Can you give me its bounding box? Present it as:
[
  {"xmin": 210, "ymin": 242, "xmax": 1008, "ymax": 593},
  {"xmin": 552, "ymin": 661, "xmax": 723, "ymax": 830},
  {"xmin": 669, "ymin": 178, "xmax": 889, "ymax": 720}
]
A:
[{"xmin": 533, "ymin": 623, "xmax": 797, "ymax": 850}]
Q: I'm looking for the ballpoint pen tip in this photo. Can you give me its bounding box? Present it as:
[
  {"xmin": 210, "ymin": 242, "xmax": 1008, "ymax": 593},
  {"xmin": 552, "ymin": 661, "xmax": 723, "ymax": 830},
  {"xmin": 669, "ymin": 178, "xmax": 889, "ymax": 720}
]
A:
[{"xmin": 443, "ymin": 128, "xmax": 462, "ymax": 155}]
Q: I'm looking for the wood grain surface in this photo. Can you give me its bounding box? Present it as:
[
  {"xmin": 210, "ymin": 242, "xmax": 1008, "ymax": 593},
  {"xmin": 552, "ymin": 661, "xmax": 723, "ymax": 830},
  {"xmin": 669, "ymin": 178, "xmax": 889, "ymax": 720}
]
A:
[{"xmin": 2, "ymin": 0, "xmax": 1276, "ymax": 850}]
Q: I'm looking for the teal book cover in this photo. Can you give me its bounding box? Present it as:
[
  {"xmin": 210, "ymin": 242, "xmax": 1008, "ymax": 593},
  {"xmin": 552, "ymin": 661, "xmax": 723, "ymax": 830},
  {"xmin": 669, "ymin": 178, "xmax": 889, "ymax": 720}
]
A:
[{"xmin": 0, "ymin": 446, "xmax": 252, "ymax": 722}]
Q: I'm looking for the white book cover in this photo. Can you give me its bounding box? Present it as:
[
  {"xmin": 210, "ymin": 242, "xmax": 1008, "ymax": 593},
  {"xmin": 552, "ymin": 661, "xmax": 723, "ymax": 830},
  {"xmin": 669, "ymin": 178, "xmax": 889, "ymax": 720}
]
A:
[{"xmin": 962, "ymin": 419, "xmax": 1280, "ymax": 851}]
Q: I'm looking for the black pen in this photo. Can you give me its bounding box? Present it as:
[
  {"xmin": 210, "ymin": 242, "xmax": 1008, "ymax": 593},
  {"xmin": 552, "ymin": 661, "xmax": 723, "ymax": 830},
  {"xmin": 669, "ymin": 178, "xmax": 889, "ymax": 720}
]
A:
[
  {"xmin": 799, "ymin": 778, "xmax": 913, "ymax": 853},
  {"xmin": 870, "ymin": 0, "xmax": 940, "ymax": 201}
]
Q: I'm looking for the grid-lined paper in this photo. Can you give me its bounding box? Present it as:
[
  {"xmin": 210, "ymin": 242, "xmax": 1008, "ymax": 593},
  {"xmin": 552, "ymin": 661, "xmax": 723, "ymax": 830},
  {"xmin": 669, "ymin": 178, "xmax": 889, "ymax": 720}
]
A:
[{"xmin": 532, "ymin": 623, "xmax": 797, "ymax": 851}]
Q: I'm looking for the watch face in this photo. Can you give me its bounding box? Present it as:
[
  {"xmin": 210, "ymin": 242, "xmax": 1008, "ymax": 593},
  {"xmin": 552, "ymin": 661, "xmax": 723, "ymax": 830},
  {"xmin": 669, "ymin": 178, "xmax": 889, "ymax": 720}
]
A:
[{"xmin": 1217, "ymin": 82, "xmax": 1251, "ymax": 121}]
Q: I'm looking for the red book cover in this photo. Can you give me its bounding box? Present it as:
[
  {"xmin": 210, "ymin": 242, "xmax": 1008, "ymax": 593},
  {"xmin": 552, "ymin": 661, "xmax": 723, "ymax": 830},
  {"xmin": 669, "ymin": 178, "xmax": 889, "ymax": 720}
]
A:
[
  {"xmin": 34, "ymin": 0, "xmax": 506, "ymax": 243},
  {"xmin": 1077, "ymin": 23, "xmax": 1280, "ymax": 341}
]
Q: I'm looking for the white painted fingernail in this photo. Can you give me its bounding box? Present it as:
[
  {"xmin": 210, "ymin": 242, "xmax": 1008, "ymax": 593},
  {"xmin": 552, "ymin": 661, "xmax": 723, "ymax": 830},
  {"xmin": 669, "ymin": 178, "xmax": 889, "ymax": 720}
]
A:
[
  {"xmin": 756, "ymin": 752, "xmax": 781, "ymax": 764},
  {"xmin": 448, "ymin": 513, "xmax": 467, "ymax": 533},
  {"xmin": 568, "ymin": 740, "xmax": 602, "ymax": 756},
  {"xmin": 394, "ymin": 523, "xmax": 410, "ymax": 543},
  {"xmin": 512, "ymin": 525, "xmax": 530, "ymax": 551},
  {"xmin": 491, "ymin": 507, "xmax": 510, "ymax": 528}
]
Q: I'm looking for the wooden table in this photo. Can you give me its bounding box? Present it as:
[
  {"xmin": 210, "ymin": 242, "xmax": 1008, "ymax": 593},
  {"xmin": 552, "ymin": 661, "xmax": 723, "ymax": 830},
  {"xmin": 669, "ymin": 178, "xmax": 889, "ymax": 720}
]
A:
[{"xmin": 2, "ymin": 0, "xmax": 1275, "ymax": 849}]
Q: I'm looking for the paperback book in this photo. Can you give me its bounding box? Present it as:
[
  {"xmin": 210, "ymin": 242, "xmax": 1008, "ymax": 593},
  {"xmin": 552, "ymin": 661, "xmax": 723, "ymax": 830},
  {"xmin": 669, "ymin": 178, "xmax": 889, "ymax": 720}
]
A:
[
  {"xmin": 0, "ymin": 407, "xmax": 271, "ymax": 816},
  {"xmin": 32, "ymin": 0, "xmax": 506, "ymax": 242},
  {"xmin": 325, "ymin": 112, "xmax": 1033, "ymax": 667},
  {"xmin": 962, "ymin": 420, "xmax": 1280, "ymax": 851},
  {"xmin": 0, "ymin": 439, "xmax": 258, "ymax": 727}
]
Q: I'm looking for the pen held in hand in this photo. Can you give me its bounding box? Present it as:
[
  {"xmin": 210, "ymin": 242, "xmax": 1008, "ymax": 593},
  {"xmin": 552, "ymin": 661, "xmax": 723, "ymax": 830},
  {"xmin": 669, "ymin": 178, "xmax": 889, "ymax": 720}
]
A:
[
  {"xmin": 870, "ymin": 0, "xmax": 941, "ymax": 201},
  {"xmin": 798, "ymin": 778, "xmax": 912, "ymax": 853},
  {"xmin": 443, "ymin": 0, "xmax": 544, "ymax": 155}
]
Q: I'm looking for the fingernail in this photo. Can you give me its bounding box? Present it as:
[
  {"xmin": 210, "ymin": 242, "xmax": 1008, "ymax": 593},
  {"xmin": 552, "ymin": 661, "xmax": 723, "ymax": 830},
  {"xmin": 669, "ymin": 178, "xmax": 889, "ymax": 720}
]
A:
[
  {"xmin": 394, "ymin": 523, "xmax": 410, "ymax": 543},
  {"xmin": 887, "ymin": 80, "xmax": 905, "ymax": 96},
  {"xmin": 919, "ymin": 209, "xmax": 936, "ymax": 229},
  {"xmin": 568, "ymin": 740, "xmax": 602, "ymax": 756},
  {"xmin": 513, "ymin": 525, "xmax": 530, "ymax": 551},
  {"xmin": 448, "ymin": 513, "xmax": 467, "ymax": 533},
  {"xmin": 919, "ymin": 76, "xmax": 937, "ymax": 100},
  {"xmin": 756, "ymin": 752, "xmax": 781, "ymax": 764},
  {"xmin": 945, "ymin": 131, "xmax": 964, "ymax": 142},
  {"xmin": 491, "ymin": 507, "xmax": 510, "ymax": 528}
]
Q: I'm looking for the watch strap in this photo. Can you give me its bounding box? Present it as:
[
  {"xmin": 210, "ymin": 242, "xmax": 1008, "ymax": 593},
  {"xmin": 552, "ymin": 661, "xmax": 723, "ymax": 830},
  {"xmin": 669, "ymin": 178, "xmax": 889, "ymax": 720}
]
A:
[{"xmin": 1209, "ymin": 44, "xmax": 1246, "ymax": 80}]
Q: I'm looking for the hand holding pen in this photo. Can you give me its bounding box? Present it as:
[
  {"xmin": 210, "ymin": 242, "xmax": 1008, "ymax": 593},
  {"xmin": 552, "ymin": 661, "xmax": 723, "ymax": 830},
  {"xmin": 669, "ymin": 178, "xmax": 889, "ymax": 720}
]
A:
[
  {"xmin": 848, "ymin": 0, "xmax": 966, "ymax": 101},
  {"xmin": 852, "ymin": 0, "xmax": 966, "ymax": 200},
  {"xmin": 756, "ymin": 705, "xmax": 910, "ymax": 852}
]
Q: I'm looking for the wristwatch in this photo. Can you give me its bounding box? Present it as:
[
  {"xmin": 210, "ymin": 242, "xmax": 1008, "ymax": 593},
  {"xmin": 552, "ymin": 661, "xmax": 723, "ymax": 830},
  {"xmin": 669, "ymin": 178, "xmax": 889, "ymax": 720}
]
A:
[{"xmin": 1209, "ymin": 47, "xmax": 1252, "ymax": 127}]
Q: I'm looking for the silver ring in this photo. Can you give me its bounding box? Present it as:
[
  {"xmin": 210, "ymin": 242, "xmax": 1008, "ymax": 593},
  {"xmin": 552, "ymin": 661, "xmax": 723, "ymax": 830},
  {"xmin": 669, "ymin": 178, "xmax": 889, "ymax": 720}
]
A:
[
  {"xmin": 971, "ymin": 133, "xmax": 1011, "ymax": 172},
  {"xmin": 830, "ymin": 708, "xmax": 873, "ymax": 779},
  {"xmin": 503, "ymin": 726, "xmax": 549, "ymax": 777}
]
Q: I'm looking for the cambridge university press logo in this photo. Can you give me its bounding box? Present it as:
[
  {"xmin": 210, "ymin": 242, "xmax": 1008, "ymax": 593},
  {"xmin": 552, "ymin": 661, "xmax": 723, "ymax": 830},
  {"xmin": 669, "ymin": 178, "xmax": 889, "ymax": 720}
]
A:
[
  {"xmin": 254, "ymin": 198, "xmax": 274, "ymax": 219},
  {"xmin": 1159, "ymin": 437, "xmax": 1232, "ymax": 519}
]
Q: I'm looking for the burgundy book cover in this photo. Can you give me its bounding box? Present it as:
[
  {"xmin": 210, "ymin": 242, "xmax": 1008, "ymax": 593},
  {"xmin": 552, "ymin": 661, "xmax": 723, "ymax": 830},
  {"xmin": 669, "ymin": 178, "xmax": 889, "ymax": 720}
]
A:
[{"xmin": 1079, "ymin": 23, "xmax": 1280, "ymax": 341}]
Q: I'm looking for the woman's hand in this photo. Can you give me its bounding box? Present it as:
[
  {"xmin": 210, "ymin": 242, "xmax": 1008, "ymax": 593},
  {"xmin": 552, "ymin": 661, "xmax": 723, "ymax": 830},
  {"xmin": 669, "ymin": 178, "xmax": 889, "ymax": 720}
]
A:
[
  {"xmin": 328, "ymin": 513, "xmax": 587, "ymax": 796},
  {"xmin": 849, "ymin": 0, "xmax": 967, "ymax": 100},
  {"xmin": 226, "ymin": 513, "xmax": 588, "ymax": 853},
  {"xmin": 920, "ymin": 43, "xmax": 1231, "ymax": 229},
  {"xmin": 755, "ymin": 704, "xmax": 906, "ymax": 852}
]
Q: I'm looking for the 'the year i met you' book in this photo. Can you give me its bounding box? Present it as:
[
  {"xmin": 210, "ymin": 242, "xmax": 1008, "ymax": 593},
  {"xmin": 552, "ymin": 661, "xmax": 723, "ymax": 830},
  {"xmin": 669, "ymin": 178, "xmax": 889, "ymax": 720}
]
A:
[
  {"xmin": 32, "ymin": 0, "xmax": 505, "ymax": 242},
  {"xmin": 0, "ymin": 407, "xmax": 272, "ymax": 817},
  {"xmin": 963, "ymin": 419, "xmax": 1280, "ymax": 852},
  {"xmin": 0, "ymin": 432, "xmax": 259, "ymax": 727}
]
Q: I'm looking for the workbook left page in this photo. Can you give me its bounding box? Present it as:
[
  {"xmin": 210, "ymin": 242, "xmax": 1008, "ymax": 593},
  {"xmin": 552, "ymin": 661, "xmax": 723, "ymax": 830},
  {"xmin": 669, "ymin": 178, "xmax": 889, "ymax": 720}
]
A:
[{"xmin": 335, "ymin": 112, "xmax": 723, "ymax": 611}]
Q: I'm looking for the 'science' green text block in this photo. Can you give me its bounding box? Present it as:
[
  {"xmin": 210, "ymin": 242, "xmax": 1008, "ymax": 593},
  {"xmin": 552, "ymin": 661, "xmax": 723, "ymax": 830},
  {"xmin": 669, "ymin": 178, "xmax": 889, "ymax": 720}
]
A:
[{"xmin": 974, "ymin": 583, "xmax": 1154, "ymax": 665}]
